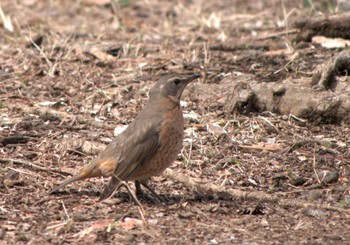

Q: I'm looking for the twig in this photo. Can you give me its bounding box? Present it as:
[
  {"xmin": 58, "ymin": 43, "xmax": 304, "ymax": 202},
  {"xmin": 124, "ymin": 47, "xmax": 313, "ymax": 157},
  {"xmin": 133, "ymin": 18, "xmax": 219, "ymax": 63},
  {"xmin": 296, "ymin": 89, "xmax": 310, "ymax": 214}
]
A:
[
  {"xmin": 285, "ymin": 138, "xmax": 328, "ymax": 153},
  {"xmin": 116, "ymin": 180, "xmax": 147, "ymax": 223},
  {"xmin": 34, "ymin": 196, "xmax": 68, "ymax": 206},
  {"xmin": 274, "ymin": 52, "xmax": 298, "ymax": 74},
  {"xmin": 102, "ymin": 174, "xmax": 147, "ymax": 222},
  {"xmin": 6, "ymin": 104, "xmax": 115, "ymax": 130},
  {"xmin": 165, "ymin": 169, "xmax": 350, "ymax": 214},
  {"xmin": 29, "ymin": 33, "xmax": 52, "ymax": 67},
  {"xmin": 0, "ymin": 206, "xmax": 9, "ymax": 213},
  {"xmin": 119, "ymin": 181, "xmax": 147, "ymax": 223},
  {"xmin": 7, "ymin": 167, "xmax": 41, "ymax": 177},
  {"xmin": 313, "ymin": 144, "xmax": 321, "ymax": 184},
  {"xmin": 0, "ymin": 158, "xmax": 72, "ymax": 176},
  {"xmin": 258, "ymin": 29, "xmax": 299, "ymax": 40},
  {"xmin": 61, "ymin": 200, "xmax": 71, "ymax": 220}
]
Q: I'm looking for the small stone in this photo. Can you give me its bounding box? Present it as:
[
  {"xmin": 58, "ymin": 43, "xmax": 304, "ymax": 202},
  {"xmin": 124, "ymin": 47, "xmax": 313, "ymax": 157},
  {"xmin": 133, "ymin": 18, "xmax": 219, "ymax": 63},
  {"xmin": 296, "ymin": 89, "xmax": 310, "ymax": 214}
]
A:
[
  {"xmin": 178, "ymin": 212, "xmax": 194, "ymax": 219},
  {"xmin": 317, "ymin": 171, "xmax": 339, "ymax": 184},
  {"xmin": 308, "ymin": 190, "xmax": 323, "ymax": 201},
  {"xmin": 289, "ymin": 176, "xmax": 307, "ymax": 186},
  {"xmin": 210, "ymin": 239, "xmax": 218, "ymax": 244},
  {"xmin": 260, "ymin": 218, "xmax": 269, "ymax": 227},
  {"xmin": 304, "ymin": 208, "xmax": 327, "ymax": 217},
  {"xmin": 155, "ymin": 212, "xmax": 164, "ymax": 218}
]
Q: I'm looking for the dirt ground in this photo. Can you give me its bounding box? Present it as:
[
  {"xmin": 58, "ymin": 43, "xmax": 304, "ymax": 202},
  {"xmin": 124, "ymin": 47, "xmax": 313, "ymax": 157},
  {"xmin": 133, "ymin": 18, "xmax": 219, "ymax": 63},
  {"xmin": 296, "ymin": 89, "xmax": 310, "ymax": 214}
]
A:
[{"xmin": 1, "ymin": 0, "xmax": 350, "ymax": 244}]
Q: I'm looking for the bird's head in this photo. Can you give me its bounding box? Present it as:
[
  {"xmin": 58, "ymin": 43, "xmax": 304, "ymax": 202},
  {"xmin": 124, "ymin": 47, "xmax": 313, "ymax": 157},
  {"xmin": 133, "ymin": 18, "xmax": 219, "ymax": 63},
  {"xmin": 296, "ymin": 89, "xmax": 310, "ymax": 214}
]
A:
[{"xmin": 150, "ymin": 73, "xmax": 201, "ymax": 105}]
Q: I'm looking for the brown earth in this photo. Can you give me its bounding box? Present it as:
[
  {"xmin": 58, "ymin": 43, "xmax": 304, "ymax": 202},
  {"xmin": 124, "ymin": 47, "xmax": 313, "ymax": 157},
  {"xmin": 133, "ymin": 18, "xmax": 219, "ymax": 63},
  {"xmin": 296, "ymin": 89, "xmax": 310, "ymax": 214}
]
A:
[{"xmin": 0, "ymin": 0, "xmax": 350, "ymax": 244}]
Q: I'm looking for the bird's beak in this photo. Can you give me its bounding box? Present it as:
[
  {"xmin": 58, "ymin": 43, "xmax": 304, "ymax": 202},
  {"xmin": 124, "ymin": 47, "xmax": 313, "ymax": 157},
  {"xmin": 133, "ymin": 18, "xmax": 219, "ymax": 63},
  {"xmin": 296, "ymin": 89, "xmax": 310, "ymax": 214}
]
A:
[{"xmin": 186, "ymin": 73, "xmax": 201, "ymax": 83}]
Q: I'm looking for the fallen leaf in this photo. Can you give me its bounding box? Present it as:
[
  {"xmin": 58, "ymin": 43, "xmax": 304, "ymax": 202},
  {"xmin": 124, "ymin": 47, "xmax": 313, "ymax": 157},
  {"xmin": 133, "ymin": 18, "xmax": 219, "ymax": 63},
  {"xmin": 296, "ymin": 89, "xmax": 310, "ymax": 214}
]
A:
[
  {"xmin": 75, "ymin": 220, "xmax": 114, "ymax": 238},
  {"xmin": 120, "ymin": 217, "xmax": 140, "ymax": 230},
  {"xmin": 207, "ymin": 122, "xmax": 226, "ymax": 135},
  {"xmin": 114, "ymin": 125, "xmax": 128, "ymax": 136}
]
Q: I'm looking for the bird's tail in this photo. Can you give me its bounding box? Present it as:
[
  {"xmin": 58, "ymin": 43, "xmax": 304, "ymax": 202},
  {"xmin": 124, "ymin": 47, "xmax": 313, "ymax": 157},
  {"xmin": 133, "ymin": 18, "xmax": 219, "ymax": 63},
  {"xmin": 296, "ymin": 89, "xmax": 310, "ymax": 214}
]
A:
[
  {"xmin": 49, "ymin": 164, "xmax": 95, "ymax": 194},
  {"xmin": 98, "ymin": 175, "xmax": 121, "ymax": 202}
]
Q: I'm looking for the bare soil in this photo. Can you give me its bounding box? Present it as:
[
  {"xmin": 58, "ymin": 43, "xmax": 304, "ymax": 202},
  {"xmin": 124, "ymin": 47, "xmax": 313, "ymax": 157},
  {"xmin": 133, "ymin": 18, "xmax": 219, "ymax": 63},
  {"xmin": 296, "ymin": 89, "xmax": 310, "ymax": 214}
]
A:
[{"xmin": 1, "ymin": 0, "xmax": 350, "ymax": 244}]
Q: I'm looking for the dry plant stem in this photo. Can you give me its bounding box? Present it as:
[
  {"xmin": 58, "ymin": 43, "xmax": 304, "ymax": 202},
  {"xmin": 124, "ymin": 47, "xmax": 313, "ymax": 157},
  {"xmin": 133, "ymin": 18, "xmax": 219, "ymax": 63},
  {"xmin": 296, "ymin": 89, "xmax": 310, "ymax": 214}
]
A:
[
  {"xmin": 165, "ymin": 169, "xmax": 350, "ymax": 214},
  {"xmin": 100, "ymin": 175, "xmax": 147, "ymax": 222},
  {"xmin": 259, "ymin": 29, "xmax": 299, "ymax": 40},
  {"xmin": 117, "ymin": 180, "xmax": 147, "ymax": 222},
  {"xmin": 286, "ymin": 138, "xmax": 333, "ymax": 153},
  {"xmin": 61, "ymin": 200, "xmax": 71, "ymax": 220},
  {"xmin": 313, "ymin": 144, "xmax": 321, "ymax": 184},
  {"xmin": 0, "ymin": 158, "xmax": 72, "ymax": 176},
  {"xmin": 6, "ymin": 104, "xmax": 115, "ymax": 130},
  {"xmin": 34, "ymin": 196, "xmax": 67, "ymax": 206}
]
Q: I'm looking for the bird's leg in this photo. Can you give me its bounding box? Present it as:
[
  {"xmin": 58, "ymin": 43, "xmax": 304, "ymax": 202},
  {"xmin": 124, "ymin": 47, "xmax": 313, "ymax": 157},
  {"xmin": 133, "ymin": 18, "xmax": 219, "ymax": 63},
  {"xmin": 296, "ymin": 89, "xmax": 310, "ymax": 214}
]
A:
[
  {"xmin": 135, "ymin": 180, "xmax": 145, "ymax": 197},
  {"xmin": 118, "ymin": 181, "xmax": 146, "ymax": 221},
  {"xmin": 135, "ymin": 180, "xmax": 164, "ymax": 203}
]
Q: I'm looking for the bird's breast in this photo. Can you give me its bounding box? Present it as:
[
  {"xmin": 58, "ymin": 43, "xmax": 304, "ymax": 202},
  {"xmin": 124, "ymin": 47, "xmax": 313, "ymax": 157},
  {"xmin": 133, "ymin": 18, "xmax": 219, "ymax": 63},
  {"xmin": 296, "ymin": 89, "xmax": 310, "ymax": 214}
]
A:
[
  {"xmin": 129, "ymin": 106, "xmax": 184, "ymax": 180},
  {"xmin": 159, "ymin": 106, "xmax": 184, "ymax": 152}
]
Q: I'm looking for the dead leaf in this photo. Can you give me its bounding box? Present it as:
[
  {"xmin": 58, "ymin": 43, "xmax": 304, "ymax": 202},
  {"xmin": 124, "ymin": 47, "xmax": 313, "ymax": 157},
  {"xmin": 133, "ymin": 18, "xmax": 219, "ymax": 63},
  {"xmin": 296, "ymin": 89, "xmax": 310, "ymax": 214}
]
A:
[
  {"xmin": 339, "ymin": 176, "xmax": 349, "ymax": 183},
  {"xmin": 75, "ymin": 220, "xmax": 114, "ymax": 238},
  {"xmin": 114, "ymin": 125, "xmax": 128, "ymax": 136},
  {"xmin": 120, "ymin": 217, "xmax": 141, "ymax": 230},
  {"xmin": 207, "ymin": 122, "xmax": 227, "ymax": 135}
]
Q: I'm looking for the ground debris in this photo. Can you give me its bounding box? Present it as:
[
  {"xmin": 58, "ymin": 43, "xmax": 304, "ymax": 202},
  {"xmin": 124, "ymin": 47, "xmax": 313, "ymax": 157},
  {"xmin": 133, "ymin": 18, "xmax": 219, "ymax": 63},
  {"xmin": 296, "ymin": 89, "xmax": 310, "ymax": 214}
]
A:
[{"xmin": 1, "ymin": 0, "xmax": 350, "ymax": 244}]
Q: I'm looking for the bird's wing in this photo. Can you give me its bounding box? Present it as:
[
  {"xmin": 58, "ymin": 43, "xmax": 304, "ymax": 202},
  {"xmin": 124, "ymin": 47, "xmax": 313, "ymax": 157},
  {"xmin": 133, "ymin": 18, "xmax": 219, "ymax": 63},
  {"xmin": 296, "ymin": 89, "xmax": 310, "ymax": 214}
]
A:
[{"xmin": 98, "ymin": 119, "xmax": 161, "ymax": 201}]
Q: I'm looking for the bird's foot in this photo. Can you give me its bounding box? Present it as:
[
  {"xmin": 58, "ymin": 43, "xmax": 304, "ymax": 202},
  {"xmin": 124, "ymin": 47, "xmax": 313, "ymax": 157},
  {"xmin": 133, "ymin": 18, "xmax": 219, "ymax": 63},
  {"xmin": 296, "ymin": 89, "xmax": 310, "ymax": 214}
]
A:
[{"xmin": 135, "ymin": 180, "xmax": 167, "ymax": 204}]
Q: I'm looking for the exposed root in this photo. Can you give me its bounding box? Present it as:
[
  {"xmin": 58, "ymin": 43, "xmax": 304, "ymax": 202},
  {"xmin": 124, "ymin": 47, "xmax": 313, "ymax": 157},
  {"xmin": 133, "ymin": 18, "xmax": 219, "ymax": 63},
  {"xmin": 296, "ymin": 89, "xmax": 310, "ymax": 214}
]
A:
[
  {"xmin": 311, "ymin": 50, "xmax": 350, "ymax": 91},
  {"xmin": 165, "ymin": 169, "xmax": 350, "ymax": 215}
]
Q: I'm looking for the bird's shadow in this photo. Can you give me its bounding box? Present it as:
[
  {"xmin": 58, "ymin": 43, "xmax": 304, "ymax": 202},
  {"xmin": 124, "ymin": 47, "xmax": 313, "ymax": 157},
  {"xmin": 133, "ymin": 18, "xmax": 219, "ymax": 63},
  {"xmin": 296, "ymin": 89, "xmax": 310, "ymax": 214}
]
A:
[{"xmin": 50, "ymin": 189, "xmax": 222, "ymax": 205}]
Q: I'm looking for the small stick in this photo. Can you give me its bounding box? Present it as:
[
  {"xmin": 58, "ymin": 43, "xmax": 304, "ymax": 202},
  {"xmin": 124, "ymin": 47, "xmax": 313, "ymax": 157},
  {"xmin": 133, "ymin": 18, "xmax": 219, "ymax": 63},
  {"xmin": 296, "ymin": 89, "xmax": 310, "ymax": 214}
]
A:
[
  {"xmin": 0, "ymin": 158, "xmax": 72, "ymax": 176},
  {"xmin": 105, "ymin": 174, "xmax": 147, "ymax": 222},
  {"xmin": 313, "ymin": 144, "xmax": 321, "ymax": 184},
  {"xmin": 119, "ymin": 180, "xmax": 147, "ymax": 223}
]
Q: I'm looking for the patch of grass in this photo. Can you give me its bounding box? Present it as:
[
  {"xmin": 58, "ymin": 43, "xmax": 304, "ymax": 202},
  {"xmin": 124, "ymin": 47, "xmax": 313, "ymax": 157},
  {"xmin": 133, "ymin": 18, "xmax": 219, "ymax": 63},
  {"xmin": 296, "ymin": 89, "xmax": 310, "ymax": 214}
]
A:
[
  {"xmin": 268, "ymin": 185, "xmax": 276, "ymax": 194},
  {"xmin": 0, "ymin": 101, "xmax": 8, "ymax": 108}
]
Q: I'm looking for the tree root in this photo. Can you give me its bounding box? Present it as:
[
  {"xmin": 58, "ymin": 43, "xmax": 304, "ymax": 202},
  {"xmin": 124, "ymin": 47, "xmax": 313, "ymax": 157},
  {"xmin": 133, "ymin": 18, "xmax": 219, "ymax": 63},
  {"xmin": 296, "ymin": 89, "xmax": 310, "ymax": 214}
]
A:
[
  {"xmin": 165, "ymin": 169, "xmax": 350, "ymax": 214},
  {"xmin": 293, "ymin": 12, "xmax": 350, "ymax": 41},
  {"xmin": 311, "ymin": 50, "xmax": 350, "ymax": 91}
]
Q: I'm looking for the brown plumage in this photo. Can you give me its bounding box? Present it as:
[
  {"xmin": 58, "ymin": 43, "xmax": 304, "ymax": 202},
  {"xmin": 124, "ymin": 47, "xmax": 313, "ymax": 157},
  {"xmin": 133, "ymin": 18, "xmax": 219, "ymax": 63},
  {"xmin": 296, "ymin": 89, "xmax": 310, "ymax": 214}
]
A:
[{"xmin": 50, "ymin": 73, "xmax": 200, "ymax": 200}]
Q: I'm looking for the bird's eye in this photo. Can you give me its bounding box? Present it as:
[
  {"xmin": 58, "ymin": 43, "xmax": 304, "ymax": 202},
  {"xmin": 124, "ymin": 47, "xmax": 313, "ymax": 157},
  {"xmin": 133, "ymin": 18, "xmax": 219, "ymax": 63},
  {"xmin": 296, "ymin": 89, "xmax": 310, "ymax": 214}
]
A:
[{"xmin": 172, "ymin": 79, "xmax": 181, "ymax": 85}]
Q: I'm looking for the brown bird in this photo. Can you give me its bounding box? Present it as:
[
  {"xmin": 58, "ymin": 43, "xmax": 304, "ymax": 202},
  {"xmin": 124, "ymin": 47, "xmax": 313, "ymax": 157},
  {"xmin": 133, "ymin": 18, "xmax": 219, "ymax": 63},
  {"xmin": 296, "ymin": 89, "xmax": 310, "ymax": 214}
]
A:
[{"xmin": 50, "ymin": 73, "xmax": 200, "ymax": 201}]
